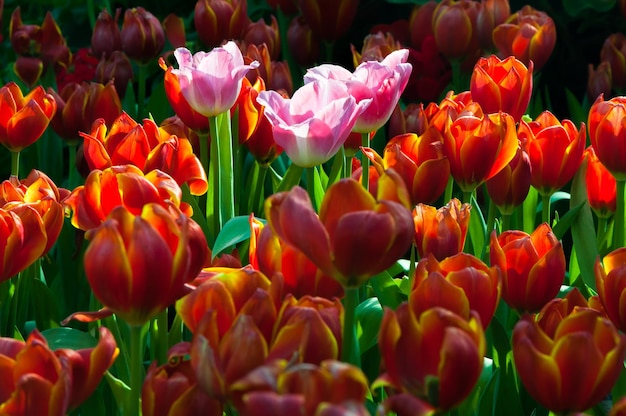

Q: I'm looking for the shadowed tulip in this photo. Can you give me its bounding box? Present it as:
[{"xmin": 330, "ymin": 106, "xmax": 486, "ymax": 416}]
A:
[
  {"xmin": 601, "ymin": 33, "xmax": 626, "ymax": 90},
  {"xmin": 298, "ymin": 0, "xmax": 359, "ymax": 41},
  {"xmin": 257, "ymin": 80, "xmax": 371, "ymax": 167},
  {"xmin": 83, "ymin": 203, "xmax": 208, "ymax": 326},
  {"xmin": 518, "ymin": 110, "xmax": 585, "ymax": 196},
  {"xmin": 265, "ymin": 179, "xmax": 413, "ymax": 287},
  {"xmin": 470, "ymin": 54, "xmax": 533, "ymax": 122},
  {"xmin": 588, "ymin": 95, "xmax": 626, "ymax": 181},
  {"xmin": 587, "ymin": 61, "xmax": 613, "ymax": 102},
  {"xmin": 594, "ymin": 247, "xmax": 626, "ymax": 333},
  {"xmin": 476, "ymin": 0, "xmax": 510, "ymax": 51},
  {"xmin": 95, "ymin": 50, "xmax": 134, "ymax": 99},
  {"xmin": 375, "ymin": 306, "xmax": 485, "ymax": 410},
  {"xmin": 412, "ymin": 198, "xmax": 470, "ymax": 261},
  {"xmin": 120, "ymin": 7, "xmax": 164, "ymax": 63},
  {"xmin": 287, "ymin": 16, "xmax": 320, "ymax": 68},
  {"xmin": 194, "ymin": 0, "xmax": 250, "ymax": 48},
  {"xmin": 490, "ymin": 223, "xmax": 566, "ymax": 313},
  {"xmin": 172, "ymin": 43, "xmax": 259, "ymax": 118},
  {"xmin": 513, "ymin": 309, "xmax": 626, "ymax": 413},
  {"xmin": 486, "ymin": 145, "xmax": 531, "ymax": 215},
  {"xmin": 585, "ymin": 146, "xmax": 616, "ymax": 218},
  {"xmin": 244, "ymin": 15, "xmax": 281, "ymax": 61},
  {"xmin": 411, "ymin": 252, "xmax": 501, "ymax": 327},
  {"xmin": 91, "ymin": 8, "xmax": 122, "ymax": 59},
  {"xmin": 432, "ymin": 0, "xmax": 480, "ymax": 61},
  {"xmin": 0, "ymin": 82, "xmax": 56, "ymax": 153}
]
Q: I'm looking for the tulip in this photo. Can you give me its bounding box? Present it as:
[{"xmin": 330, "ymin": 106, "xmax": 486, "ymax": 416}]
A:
[
  {"xmin": 0, "ymin": 82, "xmax": 57, "ymax": 153},
  {"xmin": 120, "ymin": 7, "xmax": 165, "ymax": 63},
  {"xmin": 600, "ymin": 33, "xmax": 626, "ymax": 89},
  {"xmin": 172, "ymin": 43, "xmax": 259, "ymax": 118},
  {"xmin": 269, "ymin": 61, "xmax": 294, "ymax": 96},
  {"xmin": 408, "ymin": 1, "xmax": 437, "ymax": 50},
  {"xmin": 287, "ymin": 15, "xmax": 320, "ymax": 68},
  {"xmin": 257, "ymin": 79, "xmax": 371, "ymax": 167},
  {"xmin": 518, "ymin": 110, "xmax": 585, "ymax": 197},
  {"xmin": 244, "ymin": 15, "xmax": 281, "ymax": 61},
  {"xmin": 490, "ymin": 223, "xmax": 566, "ymax": 313},
  {"xmin": 13, "ymin": 56, "xmax": 43, "ymax": 88},
  {"xmin": 587, "ymin": 61, "xmax": 613, "ymax": 103},
  {"xmin": 588, "ymin": 95, "xmax": 626, "ymax": 181},
  {"xmin": 534, "ymin": 287, "xmax": 592, "ymax": 339},
  {"xmin": 512, "ymin": 309, "xmax": 626, "ymax": 413},
  {"xmin": 80, "ymin": 112, "xmax": 207, "ymax": 195},
  {"xmin": 403, "ymin": 37, "xmax": 453, "ymax": 104},
  {"xmin": 266, "ymin": 179, "xmax": 413, "ymax": 287},
  {"xmin": 268, "ymin": 295, "xmax": 343, "ymax": 365},
  {"xmin": 244, "ymin": 105, "xmax": 284, "ymax": 165},
  {"xmin": 267, "ymin": 0, "xmax": 298, "ymax": 15},
  {"xmin": 63, "ymin": 165, "xmax": 190, "ymax": 231},
  {"xmin": 470, "ymin": 55, "xmax": 533, "ymax": 122},
  {"xmin": 411, "ymin": 253, "xmax": 501, "ymax": 327},
  {"xmin": 378, "ymin": 393, "xmax": 435, "ymax": 416},
  {"xmin": 476, "ymin": 0, "xmax": 511, "ymax": 51},
  {"xmin": 48, "ymin": 81, "xmax": 122, "ymax": 144},
  {"xmin": 593, "ymin": 247, "xmax": 626, "ymax": 333},
  {"xmin": 194, "ymin": 0, "xmax": 250, "ymax": 48},
  {"xmin": 492, "ymin": 5, "xmax": 556, "ymax": 71},
  {"xmin": 432, "ymin": 0, "xmax": 480, "ymax": 61},
  {"xmin": 91, "ymin": 8, "xmax": 122, "ymax": 59},
  {"xmin": 585, "ymin": 146, "xmax": 617, "ymax": 218},
  {"xmin": 352, "ymin": 31, "xmax": 403, "ymax": 68},
  {"xmin": 249, "ymin": 215, "xmax": 343, "ymax": 299},
  {"xmin": 412, "ymin": 198, "xmax": 470, "ymax": 261},
  {"xmin": 163, "ymin": 13, "xmax": 186, "ymax": 50},
  {"xmin": 298, "ymin": 0, "xmax": 359, "ymax": 41},
  {"xmin": 375, "ymin": 306, "xmax": 485, "ymax": 410},
  {"xmin": 83, "ymin": 203, "xmax": 208, "ymax": 326},
  {"xmin": 95, "ymin": 50, "xmax": 134, "ymax": 99},
  {"xmin": 242, "ymin": 43, "xmax": 272, "ymax": 89},
  {"xmin": 142, "ymin": 347, "xmax": 223, "ymax": 416},
  {"xmin": 441, "ymin": 106, "xmax": 518, "ymax": 194},
  {"xmin": 304, "ymin": 49, "xmax": 412, "ymax": 134},
  {"xmin": 233, "ymin": 76, "xmax": 265, "ymax": 144},
  {"xmin": 485, "ymin": 145, "xmax": 532, "ymax": 216}
]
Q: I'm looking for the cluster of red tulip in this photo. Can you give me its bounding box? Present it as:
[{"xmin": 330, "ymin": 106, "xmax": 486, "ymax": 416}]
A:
[{"xmin": 1, "ymin": 0, "xmax": 626, "ymax": 415}]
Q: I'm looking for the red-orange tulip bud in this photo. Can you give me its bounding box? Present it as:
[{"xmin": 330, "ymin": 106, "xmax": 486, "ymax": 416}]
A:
[
  {"xmin": 584, "ymin": 146, "xmax": 616, "ymax": 218},
  {"xmin": 490, "ymin": 223, "xmax": 566, "ymax": 313},
  {"xmin": 513, "ymin": 309, "xmax": 626, "ymax": 413},
  {"xmin": 432, "ymin": 0, "xmax": 480, "ymax": 61},
  {"xmin": 588, "ymin": 95, "xmax": 626, "ymax": 181},
  {"xmin": 594, "ymin": 247, "xmax": 626, "ymax": 333},
  {"xmin": 413, "ymin": 198, "xmax": 470, "ymax": 261},
  {"xmin": 194, "ymin": 0, "xmax": 250, "ymax": 48}
]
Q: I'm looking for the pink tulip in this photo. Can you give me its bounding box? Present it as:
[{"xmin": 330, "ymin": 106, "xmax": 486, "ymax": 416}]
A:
[
  {"xmin": 172, "ymin": 42, "xmax": 259, "ymax": 117},
  {"xmin": 304, "ymin": 49, "xmax": 412, "ymax": 133},
  {"xmin": 256, "ymin": 79, "xmax": 371, "ymax": 167}
]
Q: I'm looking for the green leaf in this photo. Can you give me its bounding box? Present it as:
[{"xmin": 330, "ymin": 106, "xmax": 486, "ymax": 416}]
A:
[
  {"xmin": 570, "ymin": 160, "xmax": 599, "ymax": 292},
  {"xmin": 356, "ymin": 297, "xmax": 383, "ymax": 352},
  {"xmin": 31, "ymin": 279, "xmax": 60, "ymax": 331},
  {"xmin": 41, "ymin": 327, "xmax": 98, "ymax": 350},
  {"xmin": 145, "ymin": 81, "xmax": 172, "ymax": 125},
  {"xmin": 552, "ymin": 201, "xmax": 584, "ymax": 240},
  {"xmin": 562, "ymin": 0, "xmax": 616, "ymax": 16},
  {"xmin": 564, "ymin": 88, "xmax": 587, "ymax": 127},
  {"xmin": 469, "ymin": 193, "xmax": 487, "ymax": 259},
  {"xmin": 212, "ymin": 215, "xmax": 265, "ymax": 259},
  {"xmin": 369, "ymin": 271, "xmax": 403, "ymax": 309},
  {"xmin": 522, "ymin": 186, "xmax": 539, "ymax": 233}
]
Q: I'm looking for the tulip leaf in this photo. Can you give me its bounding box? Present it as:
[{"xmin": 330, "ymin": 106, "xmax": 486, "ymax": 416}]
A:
[
  {"xmin": 355, "ymin": 297, "xmax": 383, "ymax": 352},
  {"xmin": 469, "ymin": 194, "xmax": 487, "ymax": 259},
  {"xmin": 145, "ymin": 82, "xmax": 170, "ymax": 124},
  {"xmin": 612, "ymin": 363, "xmax": 626, "ymax": 402},
  {"xmin": 31, "ymin": 279, "xmax": 60, "ymax": 331},
  {"xmin": 211, "ymin": 215, "xmax": 266, "ymax": 259},
  {"xmin": 552, "ymin": 201, "xmax": 584, "ymax": 240},
  {"xmin": 369, "ymin": 271, "xmax": 404, "ymax": 309},
  {"xmin": 564, "ymin": 88, "xmax": 587, "ymax": 127},
  {"xmin": 570, "ymin": 159, "xmax": 598, "ymax": 291},
  {"xmin": 41, "ymin": 327, "xmax": 98, "ymax": 350},
  {"xmin": 562, "ymin": 0, "xmax": 616, "ymax": 16}
]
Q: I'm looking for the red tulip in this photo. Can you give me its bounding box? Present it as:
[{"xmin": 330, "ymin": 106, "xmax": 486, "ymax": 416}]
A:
[
  {"xmin": 588, "ymin": 95, "xmax": 626, "ymax": 181},
  {"xmin": 91, "ymin": 8, "xmax": 122, "ymax": 59},
  {"xmin": 298, "ymin": 0, "xmax": 359, "ymax": 42},
  {"xmin": 432, "ymin": 0, "xmax": 480, "ymax": 61},
  {"xmin": 584, "ymin": 146, "xmax": 617, "ymax": 218},
  {"xmin": 120, "ymin": 7, "xmax": 165, "ymax": 63},
  {"xmin": 194, "ymin": 0, "xmax": 250, "ymax": 48},
  {"xmin": 485, "ymin": 145, "xmax": 531, "ymax": 215}
]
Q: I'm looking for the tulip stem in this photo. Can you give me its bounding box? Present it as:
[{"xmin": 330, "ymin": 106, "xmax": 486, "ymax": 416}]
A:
[
  {"xmin": 501, "ymin": 213, "xmax": 511, "ymax": 232},
  {"xmin": 307, "ymin": 166, "xmax": 319, "ymax": 211},
  {"xmin": 10, "ymin": 151, "xmax": 20, "ymax": 178},
  {"xmin": 542, "ymin": 193, "xmax": 552, "ymax": 226},
  {"xmin": 128, "ymin": 323, "xmax": 145, "ymax": 416},
  {"xmin": 212, "ymin": 112, "xmax": 235, "ymax": 231},
  {"xmin": 342, "ymin": 286, "xmax": 361, "ymax": 367},
  {"xmin": 151, "ymin": 309, "xmax": 168, "ymax": 365},
  {"xmin": 597, "ymin": 216, "xmax": 608, "ymax": 250},
  {"xmin": 67, "ymin": 142, "xmax": 79, "ymax": 190},
  {"xmin": 444, "ymin": 176, "xmax": 454, "ymax": 204},
  {"xmin": 615, "ymin": 180, "xmax": 626, "ymax": 251},
  {"xmin": 360, "ymin": 132, "xmax": 370, "ymax": 191}
]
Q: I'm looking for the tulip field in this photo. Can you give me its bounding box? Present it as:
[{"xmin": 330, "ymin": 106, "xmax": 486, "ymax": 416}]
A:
[{"xmin": 2, "ymin": 0, "xmax": 626, "ymax": 415}]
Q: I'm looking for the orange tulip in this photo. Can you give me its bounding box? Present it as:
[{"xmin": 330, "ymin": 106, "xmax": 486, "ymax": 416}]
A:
[
  {"xmin": 584, "ymin": 146, "xmax": 617, "ymax": 218},
  {"xmin": 375, "ymin": 306, "xmax": 485, "ymax": 410},
  {"xmin": 0, "ymin": 82, "xmax": 56, "ymax": 152},
  {"xmin": 244, "ymin": 97, "xmax": 284, "ymax": 165},
  {"xmin": 513, "ymin": 309, "xmax": 626, "ymax": 413},
  {"xmin": 485, "ymin": 145, "xmax": 531, "ymax": 215},
  {"xmin": 441, "ymin": 105, "xmax": 518, "ymax": 193},
  {"xmin": 232, "ymin": 76, "xmax": 265, "ymax": 144},
  {"xmin": 268, "ymin": 295, "xmax": 343, "ymax": 365},
  {"xmin": 411, "ymin": 252, "xmax": 501, "ymax": 327},
  {"xmin": 470, "ymin": 54, "xmax": 533, "ymax": 122},
  {"xmin": 490, "ymin": 223, "xmax": 566, "ymax": 313},
  {"xmin": 0, "ymin": 327, "xmax": 117, "ymax": 414},
  {"xmin": 534, "ymin": 287, "xmax": 593, "ymax": 339},
  {"xmin": 432, "ymin": 0, "xmax": 480, "ymax": 61},
  {"xmin": 142, "ymin": 346, "xmax": 223, "ymax": 416},
  {"xmin": 518, "ymin": 110, "xmax": 585, "ymax": 196},
  {"xmin": 83, "ymin": 203, "xmax": 208, "ymax": 326},
  {"xmin": 412, "ymin": 198, "xmax": 470, "ymax": 261},
  {"xmin": 48, "ymin": 81, "xmax": 122, "ymax": 143},
  {"xmin": 492, "ymin": 5, "xmax": 556, "ymax": 71},
  {"xmin": 588, "ymin": 95, "xmax": 626, "ymax": 181},
  {"xmin": 63, "ymin": 165, "xmax": 190, "ymax": 231},
  {"xmin": 383, "ymin": 130, "xmax": 450, "ymax": 205},
  {"xmin": 265, "ymin": 179, "xmax": 414, "ymax": 287},
  {"xmin": 80, "ymin": 112, "xmax": 207, "ymax": 195},
  {"xmin": 594, "ymin": 247, "xmax": 626, "ymax": 333},
  {"xmin": 249, "ymin": 215, "xmax": 343, "ymax": 299}
]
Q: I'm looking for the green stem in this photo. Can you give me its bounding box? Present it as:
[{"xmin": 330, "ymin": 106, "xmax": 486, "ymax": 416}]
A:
[
  {"xmin": 67, "ymin": 143, "xmax": 79, "ymax": 190},
  {"xmin": 542, "ymin": 193, "xmax": 552, "ymax": 226},
  {"xmin": 87, "ymin": 0, "xmax": 96, "ymax": 30},
  {"xmin": 207, "ymin": 122, "xmax": 219, "ymax": 238},
  {"xmin": 341, "ymin": 286, "xmax": 361, "ymax": 367},
  {"xmin": 213, "ymin": 112, "xmax": 235, "ymax": 231},
  {"xmin": 486, "ymin": 197, "xmax": 497, "ymax": 236},
  {"xmin": 444, "ymin": 176, "xmax": 454, "ymax": 204},
  {"xmin": 128, "ymin": 324, "xmax": 145, "ymax": 416},
  {"xmin": 360, "ymin": 132, "xmax": 370, "ymax": 191},
  {"xmin": 276, "ymin": 162, "xmax": 304, "ymax": 192},
  {"xmin": 597, "ymin": 216, "xmax": 608, "ymax": 252},
  {"xmin": 501, "ymin": 213, "xmax": 511, "ymax": 232},
  {"xmin": 137, "ymin": 64, "xmax": 147, "ymax": 120},
  {"xmin": 10, "ymin": 151, "xmax": 20, "ymax": 178},
  {"xmin": 615, "ymin": 180, "xmax": 626, "ymax": 251},
  {"xmin": 307, "ymin": 166, "xmax": 318, "ymax": 211},
  {"xmin": 253, "ymin": 164, "xmax": 268, "ymax": 216},
  {"xmin": 344, "ymin": 152, "xmax": 352, "ymax": 179},
  {"xmin": 462, "ymin": 190, "xmax": 473, "ymax": 205},
  {"xmin": 152, "ymin": 309, "xmax": 168, "ymax": 365}
]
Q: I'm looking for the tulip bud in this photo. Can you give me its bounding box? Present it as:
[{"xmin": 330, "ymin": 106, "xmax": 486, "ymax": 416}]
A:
[
  {"xmin": 409, "ymin": 1, "xmax": 437, "ymax": 50},
  {"xmin": 95, "ymin": 50, "xmax": 134, "ymax": 98},
  {"xmin": 584, "ymin": 146, "xmax": 616, "ymax": 218},
  {"xmin": 194, "ymin": 0, "xmax": 250, "ymax": 48},
  {"xmin": 91, "ymin": 8, "xmax": 122, "ymax": 59},
  {"xmin": 287, "ymin": 15, "xmax": 320, "ymax": 67},
  {"xmin": 243, "ymin": 15, "xmax": 281, "ymax": 61},
  {"xmin": 121, "ymin": 7, "xmax": 165, "ymax": 63},
  {"xmin": 298, "ymin": 0, "xmax": 359, "ymax": 41},
  {"xmin": 412, "ymin": 199, "xmax": 470, "ymax": 261},
  {"xmin": 587, "ymin": 61, "xmax": 613, "ymax": 102},
  {"xmin": 486, "ymin": 145, "xmax": 532, "ymax": 215},
  {"xmin": 432, "ymin": 0, "xmax": 481, "ymax": 61},
  {"xmin": 588, "ymin": 95, "xmax": 626, "ymax": 181}
]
